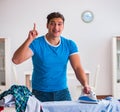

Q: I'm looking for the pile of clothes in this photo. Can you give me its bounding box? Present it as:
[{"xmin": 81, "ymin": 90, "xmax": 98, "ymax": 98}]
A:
[{"xmin": 0, "ymin": 85, "xmax": 48, "ymax": 112}]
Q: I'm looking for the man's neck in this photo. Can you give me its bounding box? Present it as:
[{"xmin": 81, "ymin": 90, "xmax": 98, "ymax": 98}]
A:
[{"xmin": 46, "ymin": 34, "xmax": 60, "ymax": 45}]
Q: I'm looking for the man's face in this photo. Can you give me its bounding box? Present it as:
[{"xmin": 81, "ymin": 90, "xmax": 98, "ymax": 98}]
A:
[{"xmin": 47, "ymin": 18, "xmax": 64, "ymax": 38}]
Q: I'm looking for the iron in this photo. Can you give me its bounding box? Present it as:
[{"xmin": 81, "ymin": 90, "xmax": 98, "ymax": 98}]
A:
[{"xmin": 78, "ymin": 90, "xmax": 98, "ymax": 104}]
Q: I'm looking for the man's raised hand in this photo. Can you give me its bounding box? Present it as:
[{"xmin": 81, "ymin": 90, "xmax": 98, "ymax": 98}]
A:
[{"xmin": 28, "ymin": 23, "xmax": 38, "ymax": 40}]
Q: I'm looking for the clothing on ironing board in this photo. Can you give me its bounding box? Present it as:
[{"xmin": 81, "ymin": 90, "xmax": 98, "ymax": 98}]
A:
[
  {"xmin": 0, "ymin": 85, "xmax": 47, "ymax": 112},
  {"xmin": 0, "ymin": 85, "xmax": 32, "ymax": 112}
]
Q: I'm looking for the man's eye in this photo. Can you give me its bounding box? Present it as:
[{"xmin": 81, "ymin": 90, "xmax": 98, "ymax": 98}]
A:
[
  {"xmin": 50, "ymin": 23, "xmax": 55, "ymax": 25},
  {"xmin": 50, "ymin": 22, "xmax": 63, "ymax": 26},
  {"xmin": 58, "ymin": 23, "xmax": 62, "ymax": 26}
]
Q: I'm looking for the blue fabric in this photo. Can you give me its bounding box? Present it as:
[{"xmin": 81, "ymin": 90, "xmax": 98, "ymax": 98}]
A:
[
  {"xmin": 32, "ymin": 88, "xmax": 71, "ymax": 102},
  {"xmin": 42, "ymin": 99, "xmax": 120, "ymax": 112},
  {"xmin": 29, "ymin": 36, "xmax": 78, "ymax": 92}
]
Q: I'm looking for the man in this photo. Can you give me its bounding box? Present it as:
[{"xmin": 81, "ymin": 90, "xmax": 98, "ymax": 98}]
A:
[{"xmin": 12, "ymin": 12, "xmax": 90, "ymax": 102}]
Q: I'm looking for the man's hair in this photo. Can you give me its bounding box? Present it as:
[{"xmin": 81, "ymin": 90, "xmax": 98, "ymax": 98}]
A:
[{"xmin": 47, "ymin": 12, "xmax": 65, "ymax": 24}]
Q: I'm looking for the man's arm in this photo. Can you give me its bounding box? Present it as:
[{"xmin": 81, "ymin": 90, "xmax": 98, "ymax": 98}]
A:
[
  {"xmin": 69, "ymin": 53, "xmax": 90, "ymax": 94},
  {"xmin": 12, "ymin": 23, "xmax": 38, "ymax": 64}
]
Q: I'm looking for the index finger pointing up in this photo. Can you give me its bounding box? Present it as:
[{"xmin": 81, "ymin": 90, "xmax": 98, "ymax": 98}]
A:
[{"xmin": 33, "ymin": 23, "xmax": 36, "ymax": 30}]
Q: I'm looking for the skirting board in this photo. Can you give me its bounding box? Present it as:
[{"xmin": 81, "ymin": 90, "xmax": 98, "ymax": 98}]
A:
[{"xmin": 97, "ymin": 95, "xmax": 112, "ymax": 99}]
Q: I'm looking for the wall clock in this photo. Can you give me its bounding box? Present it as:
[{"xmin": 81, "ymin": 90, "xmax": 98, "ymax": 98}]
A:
[{"xmin": 81, "ymin": 10, "xmax": 94, "ymax": 23}]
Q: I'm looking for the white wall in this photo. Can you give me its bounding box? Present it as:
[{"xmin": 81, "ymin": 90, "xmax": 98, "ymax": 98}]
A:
[{"xmin": 0, "ymin": 0, "xmax": 120, "ymax": 95}]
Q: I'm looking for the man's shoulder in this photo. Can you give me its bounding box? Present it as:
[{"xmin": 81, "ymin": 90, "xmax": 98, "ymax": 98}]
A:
[
  {"xmin": 36, "ymin": 35, "xmax": 44, "ymax": 40},
  {"xmin": 33, "ymin": 35, "xmax": 44, "ymax": 42},
  {"xmin": 61, "ymin": 36, "xmax": 75, "ymax": 44},
  {"xmin": 61, "ymin": 36, "xmax": 70, "ymax": 42}
]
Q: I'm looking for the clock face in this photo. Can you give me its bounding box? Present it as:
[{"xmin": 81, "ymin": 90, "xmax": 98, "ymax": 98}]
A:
[{"xmin": 81, "ymin": 10, "xmax": 94, "ymax": 23}]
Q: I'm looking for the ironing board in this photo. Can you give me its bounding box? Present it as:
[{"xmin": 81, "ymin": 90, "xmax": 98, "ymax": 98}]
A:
[
  {"xmin": 0, "ymin": 85, "xmax": 120, "ymax": 112},
  {"xmin": 42, "ymin": 100, "xmax": 120, "ymax": 112},
  {"xmin": 1, "ymin": 96, "xmax": 120, "ymax": 112}
]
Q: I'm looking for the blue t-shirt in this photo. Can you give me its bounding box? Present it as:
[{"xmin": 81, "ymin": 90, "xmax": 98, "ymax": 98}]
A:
[{"xmin": 29, "ymin": 36, "xmax": 78, "ymax": 92}]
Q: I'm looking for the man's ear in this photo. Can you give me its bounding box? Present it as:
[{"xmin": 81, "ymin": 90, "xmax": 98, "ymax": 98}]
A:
[{"xmin": 46, "ymin": 23, "xmax": 48, "ymax": 29}]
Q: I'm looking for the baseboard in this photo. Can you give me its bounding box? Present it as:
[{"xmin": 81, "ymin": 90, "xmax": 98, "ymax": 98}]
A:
[{"xmin": 97, "ymin": 95, "xmax": 112, "ymax": 99}]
